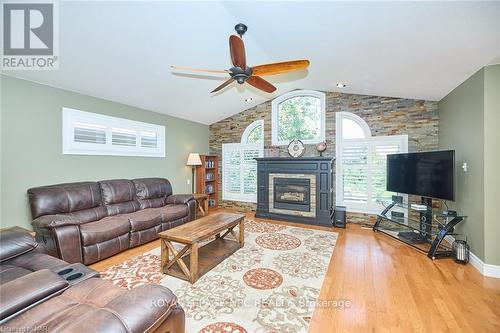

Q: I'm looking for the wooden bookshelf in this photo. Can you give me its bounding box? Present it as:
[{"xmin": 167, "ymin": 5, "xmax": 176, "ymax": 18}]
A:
[{"xmin": 195, "ymin": 155, "xmax": 219, "ymax": 210}]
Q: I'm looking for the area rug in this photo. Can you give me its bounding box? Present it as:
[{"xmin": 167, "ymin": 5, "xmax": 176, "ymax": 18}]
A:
[{"xmin": 100, "ymin": 219, "xmax": 337, "ymax": 333}]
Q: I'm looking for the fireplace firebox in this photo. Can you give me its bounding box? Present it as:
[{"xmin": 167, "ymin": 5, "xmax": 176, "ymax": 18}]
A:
[{"xmin": 273, "ymin": 178, "xmax": 311, "ymax": 212}]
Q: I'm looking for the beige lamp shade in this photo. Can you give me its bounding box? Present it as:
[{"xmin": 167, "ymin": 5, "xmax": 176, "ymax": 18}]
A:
[{"xmin": 186, "ymin": 153, "xmax": 202, "ymax": 166}]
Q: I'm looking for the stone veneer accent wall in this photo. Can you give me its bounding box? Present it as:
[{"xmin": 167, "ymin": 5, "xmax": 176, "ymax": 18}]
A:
[{"xmin": 209, "ymin": 91, "xmax": 439, "ymax": 223}]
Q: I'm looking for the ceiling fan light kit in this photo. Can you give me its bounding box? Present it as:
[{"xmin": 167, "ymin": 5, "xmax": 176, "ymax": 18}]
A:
[{"xmin": 171, "ymin": 23, "xmax": 310, "ymax": 94}]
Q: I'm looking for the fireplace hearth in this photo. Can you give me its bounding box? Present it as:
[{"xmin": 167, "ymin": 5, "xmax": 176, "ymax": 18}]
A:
[{"xmin": 255, "ymin": 157, "xmax": 334, "ymax": 226}]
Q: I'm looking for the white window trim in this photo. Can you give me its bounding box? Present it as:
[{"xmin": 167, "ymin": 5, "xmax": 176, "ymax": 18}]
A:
[
  {"xmin": 271, "ymin": 90, "xmax": 326, "ymax": 146},
  {"xmin": 62, "ymin": 107, "xmax": 166, "ymax": 157},
  {"xmin": 335, "ymin": 112, "xmax": 408, "ymax": 214},
  {"xmin": 222, "ymin": 143, "xmax": 263, "ymax": 203},
  {"xmin": 241, "ymin": 119, "xmax": 264, "ymax": 144}
]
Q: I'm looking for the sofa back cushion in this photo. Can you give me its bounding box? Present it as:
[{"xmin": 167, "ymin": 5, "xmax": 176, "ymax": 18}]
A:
[
  {"xmin": 99, "ymin": 179, "xmax": 140, "ymax": 215},
  {"xmin": 28, "ymin": 182, "xmax": 106, "ymax": 222},
  {"xmin": 133, "ymin": 178, "xmax": 172, "ymax": 209}
]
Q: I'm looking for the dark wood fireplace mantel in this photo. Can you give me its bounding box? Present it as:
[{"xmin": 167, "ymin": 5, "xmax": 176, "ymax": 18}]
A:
[{"xmin": 255, "ymin": 157, "xmax": 334, "ymax": 226}]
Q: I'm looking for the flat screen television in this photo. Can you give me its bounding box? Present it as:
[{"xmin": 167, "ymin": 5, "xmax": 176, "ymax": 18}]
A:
[{"xmin": 386, "ymin": 150, "xmax": 455, "ymax": 201}]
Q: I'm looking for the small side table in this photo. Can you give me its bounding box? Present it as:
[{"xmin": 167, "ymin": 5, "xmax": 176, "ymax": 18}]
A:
[{"xmin": 193, "ymin": 193, "xmax": 209, "ymax": 217}]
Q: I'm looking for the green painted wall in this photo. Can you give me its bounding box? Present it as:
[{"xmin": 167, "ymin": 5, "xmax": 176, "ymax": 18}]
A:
[
  {"xmin": 0, "ymin": 75, "xmax": 209, "ymax": 230},
  {"xmin": 483, "ymin": 65, "xmax": 500, "ymax": 265},
  {"xmin": 439, "ymin": 65, "xmax": 500, "ymax": 265},
  {"xmin": 439, "ymin": 69, "xmax": 485, "ymax": 261}
]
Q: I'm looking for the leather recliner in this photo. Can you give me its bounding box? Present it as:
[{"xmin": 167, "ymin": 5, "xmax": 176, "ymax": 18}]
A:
[
  {"xmin": 0, "ymin": 227, "xmax": 185, "ymax": 332},
  {"xmin": 28, "ymin": 178, "xmax": 195, "ymax": 265}
]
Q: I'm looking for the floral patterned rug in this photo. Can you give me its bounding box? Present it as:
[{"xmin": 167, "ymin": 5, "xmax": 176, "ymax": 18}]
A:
[{"xmin": 100, "ymin": 219, "xmax": 337, "ymax": 333}]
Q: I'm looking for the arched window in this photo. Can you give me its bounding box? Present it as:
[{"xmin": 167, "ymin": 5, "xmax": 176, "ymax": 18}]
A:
[
  {"xmin": 241, "ymin": 120, "xmax": 264, "ymax": 144},
  {"xmin": 335, "ymin": 112, "xmax": 408, "ymax": 214},
  {"xmin": 222, "ymin": 120, "xmax": 264, "ymax": 203},
  {"xmin": 271, "ymin": 90, "xmax": 326, "ymax": 145},
  {"xmin": 337, "ymin": 112, "xmax": 371, "ymax": 140}
]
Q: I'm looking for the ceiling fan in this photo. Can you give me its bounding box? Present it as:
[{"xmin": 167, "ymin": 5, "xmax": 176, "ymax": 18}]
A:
[{"xmin": 171, "ymin": 23, "xmax": 310, "ymax": 94}]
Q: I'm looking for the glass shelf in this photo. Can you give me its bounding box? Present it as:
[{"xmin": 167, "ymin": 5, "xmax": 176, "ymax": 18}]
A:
[
  {"xmin": 374, "ymin": 200, "xmax": 466, "ymax": 259},
  {"xmin": 377, "ymin": 200, "xmax": 467, "ymax": 219},
  {"xmin": 377, "ymin": 213, "xmax": 440, "ymax": 236},
  {"xmin": 375, "ymin": 218, "xmax": 453, "ymax": 254}
]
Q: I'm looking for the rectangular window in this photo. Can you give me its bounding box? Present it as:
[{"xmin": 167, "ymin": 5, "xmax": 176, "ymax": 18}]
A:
[
  {"xmin": 337, "ymin": 135, "xmax": 408, "ymax": 214},
  {"xmin": 222, "ymin": 143, "xmax": 263, "ymax": 202},
  {"xmin": 62, "ymin": 108, "xmax": 165, "ymax": 157}
]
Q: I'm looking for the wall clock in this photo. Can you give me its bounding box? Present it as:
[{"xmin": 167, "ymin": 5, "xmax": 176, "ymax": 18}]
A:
[{"xmin": 287, "ymin": 139, "xmax": 306, "ymax": 158}]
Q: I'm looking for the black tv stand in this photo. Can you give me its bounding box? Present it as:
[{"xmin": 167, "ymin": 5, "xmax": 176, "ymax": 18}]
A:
[{"xmin": 373, "ymin": 197, "xmax": 466, "ymax": 260}]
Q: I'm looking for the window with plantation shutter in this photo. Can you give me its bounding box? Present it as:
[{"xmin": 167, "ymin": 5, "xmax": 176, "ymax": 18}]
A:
[
  {"xmin": 222, "ymin": 143, "xmax": 263, "ymax": 202},
  {"xmin": 73, "ymin": 122, "xmax": 106, "ymax": 144},
  {"xmin": 62, "ymin": 108, "xmax": 165, "ymax": 157},
  {"xmin": 336, "ymin": 112, "xmax": 408, "ymax": 214}
]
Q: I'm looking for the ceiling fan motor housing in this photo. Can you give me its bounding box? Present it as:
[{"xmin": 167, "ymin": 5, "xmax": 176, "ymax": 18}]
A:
[{"xmin": 230, "ymin": 66, "xmax": 252, "ymax": 84}]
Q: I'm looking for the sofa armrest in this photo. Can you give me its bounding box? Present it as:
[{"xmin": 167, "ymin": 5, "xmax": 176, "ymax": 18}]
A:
[
  {"xmin": 165, "ymin": 194, "xmax": 194, "ymax": 205},
  {"xmin": 32, "ymin": 214, "xmax": 79, "ymax": 228},
  {"xmin": 0, "ymin": 269, "xmax": 69, "ymax": 323},
  {"xmin": 104, "ymin": 284, "xmax": 179, "ymax": 333},
  {"xmin": 0, "ymin": 227, "xmax": 38, "ymax": 262}
]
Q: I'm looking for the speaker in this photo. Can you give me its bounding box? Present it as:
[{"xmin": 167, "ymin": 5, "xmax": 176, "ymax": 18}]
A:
[
  {"xmin": 391, "ymin": 211, "xmax": 404, "ymax": 222},
  {"xmin": 334, "ymin": 206, "xmax": 346, "ymax": 228}
]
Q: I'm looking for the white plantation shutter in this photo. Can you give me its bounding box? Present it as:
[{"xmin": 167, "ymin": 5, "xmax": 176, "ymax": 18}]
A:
[
  {"xmin": 73, "ymin": 122, "xmax": 106, "ymax": 144},
  {"xmin": 342, "ymin": 144, "xmax": 368, "ymax": 204},
  {"xmin": 338, "ymin": 137, "xmax": 407, "ymax": 213},
  {"xmin": 140, "ymin": 131, "xmax": 158, "ymax": 148},
  {"xmin": 112, "ymin": 128, "xmax": 137, "ymax": 146},
  {"xmin": 336, "ymin": 111, "xmax": 408, "ymax": 214},
  {"xmin": 63, "ymin": 108, "xmax": 165, "ymax": 157},
  {"xmin": 372, "ymin": 143, "xmax": 402, "ymax": 204},
  {"xmin": 222, "ymin": 143, "xmax": 263, "ymax": 202}
]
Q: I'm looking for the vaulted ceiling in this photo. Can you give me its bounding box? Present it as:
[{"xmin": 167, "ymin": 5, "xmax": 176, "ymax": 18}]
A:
[{"xmin": 3, "ymin": 1, "xmax": 499, "ymax": 124}]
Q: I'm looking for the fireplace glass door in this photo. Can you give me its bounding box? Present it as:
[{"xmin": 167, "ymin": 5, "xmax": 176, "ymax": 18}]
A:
[{"xmin": 273, "ymin": 178, "xmax": 311, "ymax": 212}]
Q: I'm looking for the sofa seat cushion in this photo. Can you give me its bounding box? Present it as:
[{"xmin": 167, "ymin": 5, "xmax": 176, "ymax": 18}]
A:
[
  {"xmin": 1, "ymin": 277, "xmax": 178, "ymax": 333},
  {"xmin": 0, "ymin": 265, "xmax": 33, "ymax": 284},
  {"xmin": 79, "ymin": 216, "xmax": 130, "ymax": 246},
  {"xmin": 150, "ymin": 204, "xmax": 189, "ymax": 222},
  {"xmin": 125, "ymin": 209, "xmax": 162, "ymax": 232}
]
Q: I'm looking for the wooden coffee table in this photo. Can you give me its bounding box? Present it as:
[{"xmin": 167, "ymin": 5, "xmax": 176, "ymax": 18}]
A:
[{"xmin": 159, "ymin": 213, "xmax": 245, "ymax": 284}]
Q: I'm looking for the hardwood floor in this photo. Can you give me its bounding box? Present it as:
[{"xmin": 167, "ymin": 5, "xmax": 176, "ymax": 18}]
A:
[{"xmin": 91, "ymin": 209, "xmax": 500, "ymax": 333}]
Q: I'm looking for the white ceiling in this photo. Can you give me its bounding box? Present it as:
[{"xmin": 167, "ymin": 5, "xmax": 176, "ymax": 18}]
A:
[{"xmin": 3, "ymin": 1, "xmax": 500, "ymax": 124}]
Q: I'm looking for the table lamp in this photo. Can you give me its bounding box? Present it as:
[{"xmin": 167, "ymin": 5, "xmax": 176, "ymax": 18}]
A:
[{"xmin": 186, "ymin": 153, "xmax": 202, "ymax": 193}]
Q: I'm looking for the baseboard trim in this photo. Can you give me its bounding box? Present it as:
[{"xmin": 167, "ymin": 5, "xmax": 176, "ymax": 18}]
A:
[
  {"xmin": 443, "ymin": 235, "xmax": 500, "ymax": 278},
  {"xmin": 469, "ymin": 252, "xmax": 500, "ymax": 279}
]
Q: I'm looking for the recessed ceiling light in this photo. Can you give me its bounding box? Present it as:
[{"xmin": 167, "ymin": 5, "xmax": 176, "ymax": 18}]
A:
[
  {"xmin": 336, "ymin": 83, "xmax": 346, "ymax": 88},
  {"xmin": 245, "ymin": 97, "xmax": 253, "ymax": 102}
]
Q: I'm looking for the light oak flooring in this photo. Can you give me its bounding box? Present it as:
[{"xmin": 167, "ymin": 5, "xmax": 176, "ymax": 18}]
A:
[{"xmin": 91, "ymin": 209, "xmax": 500, "ymax": 333}]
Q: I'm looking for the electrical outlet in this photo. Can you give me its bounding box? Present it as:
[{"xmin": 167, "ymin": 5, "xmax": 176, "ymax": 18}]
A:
[{"xmin": 186, "ymin": 179, "xmax": 190, "ymax": 185}]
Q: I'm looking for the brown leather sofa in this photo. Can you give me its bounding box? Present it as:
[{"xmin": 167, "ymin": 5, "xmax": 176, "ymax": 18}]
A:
[
  {"xmin": 28, "ymin": 178, "xmax": 195, "ymax": 265},
  {"xmin": 0, "ymin": 227, "xmax": 185, "ymax": 332}
]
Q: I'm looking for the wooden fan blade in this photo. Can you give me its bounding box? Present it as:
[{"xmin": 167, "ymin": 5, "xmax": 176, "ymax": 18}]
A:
[
  {"xmin": 171, "ymin": 66, "xmax": 230, "ymax": 74},
  {"xmin": 229, "ymin": 35, "xmax": 246, "ymax": 68},
  {"xmin": 251, "ymin": 60, "xmax": 310, "ymax": 76},
  {"xmin": 246, "ymin": 76, "xmax": 276, "ymax": 93},
  {"xmin": 211, "ymin": 78, "xmax": 235, "ymax": 93}
]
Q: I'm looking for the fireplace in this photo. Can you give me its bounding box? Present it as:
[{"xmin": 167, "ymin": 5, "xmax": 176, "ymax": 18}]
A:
[
  {"xmin": 255, "ymin": 157, "xmax": 334, "ymax": 226},
  {"xmin": 273, "ymin": 178, "xmax": 310, "ymax": 212}
]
